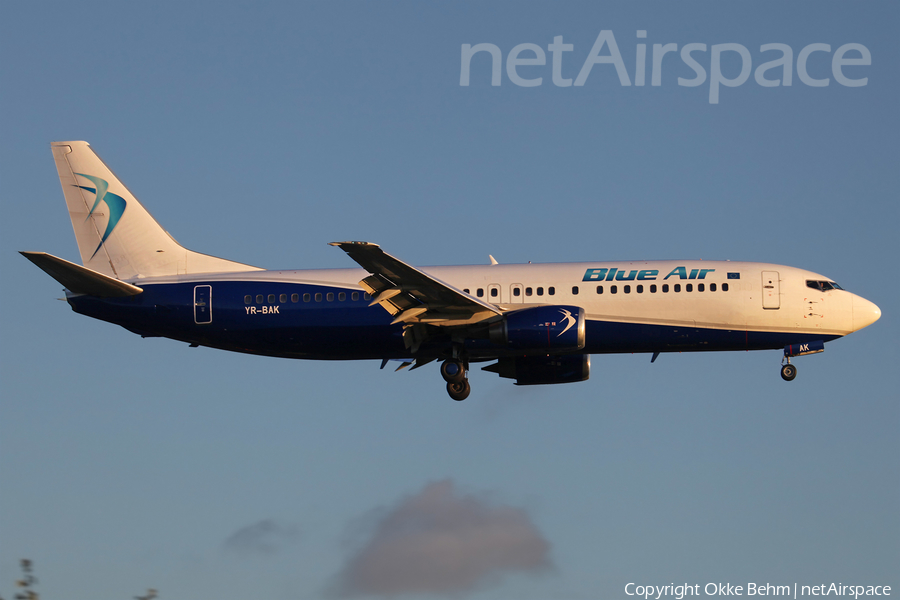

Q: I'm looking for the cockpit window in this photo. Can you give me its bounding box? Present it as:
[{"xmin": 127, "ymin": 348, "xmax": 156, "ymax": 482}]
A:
[{"xmin": 806, "ymin": 280, "xmax": 842, "ymax": 292}]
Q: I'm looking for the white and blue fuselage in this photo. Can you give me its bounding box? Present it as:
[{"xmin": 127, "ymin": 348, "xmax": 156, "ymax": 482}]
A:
[{"xmin": 67, "ymin": 260, "xmax": 879, "ymax": 359}]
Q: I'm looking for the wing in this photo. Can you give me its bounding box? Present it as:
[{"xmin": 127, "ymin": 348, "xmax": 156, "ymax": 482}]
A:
[{"xmin": 329, "ymin": 241, "xmax": 502, "ymax": 327}]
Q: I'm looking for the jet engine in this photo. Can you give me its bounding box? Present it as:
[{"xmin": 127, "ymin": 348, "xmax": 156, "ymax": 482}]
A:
[
  {"xmin": 488, "ymin": 305, "xmax": 585, "ymax": 352},
  {"xmin": 483, "ymin": 354, "xmax": 591, "ymax": 385}
]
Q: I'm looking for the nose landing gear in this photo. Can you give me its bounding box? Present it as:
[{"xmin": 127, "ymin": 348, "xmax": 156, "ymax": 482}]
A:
[
  {"xmin": 441, "ymin": 358, "xmax": 470, "ymax": 401},
  {"xmin": 780, "ymin": 340, "xmax": 825, "ymax": 381},
  {"xmin": 780, "ymin": 362, "xmax": 797, "ymax": 381}
]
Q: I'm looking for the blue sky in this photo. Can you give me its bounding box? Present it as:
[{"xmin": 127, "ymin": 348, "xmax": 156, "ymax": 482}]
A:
[{"xmin": 1, "ymin": 2, "xmax": 897, "ymax": 599}]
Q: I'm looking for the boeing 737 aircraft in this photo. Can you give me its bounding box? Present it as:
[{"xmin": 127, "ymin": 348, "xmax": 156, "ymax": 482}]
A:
[{"xmin": 22, "ymin": 141, "xmax": 881, "ymax": 400}]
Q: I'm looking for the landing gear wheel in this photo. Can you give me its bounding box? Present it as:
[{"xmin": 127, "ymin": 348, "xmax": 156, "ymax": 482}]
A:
[
  {"xmin": 447, "ymin": 379, "xmax": 471, "ymax": 401},
  {"xmin": 781, "ymin": 363, "xmax": 797, "ymax": 381},
  {"xmin": 440, "ymin": 360, "xmax": 465, "ymax": 383}
]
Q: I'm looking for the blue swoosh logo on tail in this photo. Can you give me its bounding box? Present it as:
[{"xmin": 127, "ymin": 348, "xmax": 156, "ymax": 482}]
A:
[{"xmin": 74, "ymin": 173, "xmax": 127, "ymax": 258}]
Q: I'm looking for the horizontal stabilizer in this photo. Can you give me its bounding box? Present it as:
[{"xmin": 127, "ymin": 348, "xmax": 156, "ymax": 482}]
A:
[{"xmin": 20, "ymin": 251, "xmax": 143, "ymax": 297}]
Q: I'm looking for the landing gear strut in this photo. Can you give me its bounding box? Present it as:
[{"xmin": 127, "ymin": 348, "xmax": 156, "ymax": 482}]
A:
[{"xmin": 441, "ymin": 355, "xmax": 470, "ymax": 401}]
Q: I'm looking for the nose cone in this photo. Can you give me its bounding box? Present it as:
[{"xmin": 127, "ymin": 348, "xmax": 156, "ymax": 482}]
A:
[{"xmin": 852, "ymin": 295, "xmax": 881, "ymax": 332}]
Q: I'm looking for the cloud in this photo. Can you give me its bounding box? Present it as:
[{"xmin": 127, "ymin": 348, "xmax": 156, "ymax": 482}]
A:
[
  {"xmin": 330, "ymin": 479, "xmax": 552, "ymax": 597},
  {"xmin": 222, "ymin": 519, "xmax": 301, "ymax": 556}
]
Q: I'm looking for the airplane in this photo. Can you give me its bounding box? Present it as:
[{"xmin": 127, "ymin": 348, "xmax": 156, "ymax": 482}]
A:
[{"xmin": 21, "ymin": 141, "xmax": 881, "ymax": 400}]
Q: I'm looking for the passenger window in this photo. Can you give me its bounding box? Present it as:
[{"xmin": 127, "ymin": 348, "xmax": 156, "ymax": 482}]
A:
[
  {"xmin": 722, "ymin": 283, "xmax": 729, "ymax": 292},
  {"xmin": 268, "ymin": 294, "xmax": 276, "ymax": 303},
  {"xmin": 315, "ymin": 293, "xmax": 322, "ymax": 302},
  {"xmin": 303, "ymin": 293, "xmax": 311, "ymax": 302},
  {"xmin": 256, "ymin": 294, "xmax": 264, "ymax": 304},
  {"xmin": 477, "ymin": 288, "xmax": 484, "ymax": 297},
  {"xmin": 611, "ymin": 285, "xmax": 618, "ymax": 294},
  {"xmin": 291, "ymin": 293, "xmax": 299, "ymax": 302},
  {"xmin": 525, "ymin": 287, "xmax": 533, "ymax": 296},
  {"xmin": 674, "ymin": 284, "xmax": 681, "ymax": 292},
  {"xmin": 280, "ymin": 293, "xmax": 288, "ymax": 303},
  {"xmin": 686, "ymin": 284, "xmax": 692, "ymax": 292},
  {"xmin": 513, "ymin": 288, "xmax": 521, "ymax": 297},
  {"xmin": 537, "ymin": 287, "xmax": 544, "ymax": 296},
  {"xmin": 572, "ymin": 286, "xmax": 579, "ymax": 295},
  {"xmin": 490, "ymin": 288, "xmax": 498, "ymax": 298},
  {"xmin": 244, "ymin": 295, "xmax": 252, "ymax": 304},
  {"xmin": 698, "ymin": 284, "xmax": 704, "ymax": 292},
  {"xmin": 352, "ymin": 292, "xmax": 359, "ymax": 301},
  {"xmin": 650, "ymin": 285, "xmax": 657, "ymax": 293},
  {"xmin": 326, "ymin": 292, "xmax": 334, "ymax": 301},
  {"xmin": 710, "ymin": 283, "xmax": 717, "ymax": 292},
  {"xmin": 364, "ymin": 293, "xmax": 371, "ymax": 300},
  {"xmin": 624, "ymin": 285, "xmax": 631, "ymax": 294},
  {"xmin": 463, "ymin": 288, "xmax": 470, "ymax": 294},
  {"xmin": 339, "ymin": 292, "xmax": 346, "ymax": 301},
  {"xmin": 662, "ymin": 284, "xmax": 669, "ymax": 293},
  {"xmin": 596, "ymin": 285, "xmax": 603, "ymax": 294},
  {"xmin": 637, "ymin": 285, "xmax": 643, "ymax": 293},
  {"xmin": 548, "ymin": 287, "xmax": 555, "ymax": 295}
]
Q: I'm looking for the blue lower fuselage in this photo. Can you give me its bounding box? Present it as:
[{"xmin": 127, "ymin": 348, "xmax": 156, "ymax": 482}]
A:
[{"xmin": 68, "ymin": 281, "xmax": 839, "ymax": 361}]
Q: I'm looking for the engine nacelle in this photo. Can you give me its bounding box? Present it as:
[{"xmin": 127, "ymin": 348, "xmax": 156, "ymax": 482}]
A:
[
  {"xmin": 488, "ymin": 305, "xmax": 585, "ymax": 352},
  {"xmin": 484, "ymin": 354, "xmax": 590, "ymax": 385}
]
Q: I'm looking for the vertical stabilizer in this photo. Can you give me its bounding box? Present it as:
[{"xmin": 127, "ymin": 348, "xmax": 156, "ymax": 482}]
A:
[{"xmin": 52, "ymin": 141, "xmax": 261, "ymax": 279}]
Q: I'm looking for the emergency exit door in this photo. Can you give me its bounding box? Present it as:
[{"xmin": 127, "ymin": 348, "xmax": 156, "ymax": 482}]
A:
[
  {"xmin": 761, "ymin": 271, "xmax": 780, "ymax": 309},
  {"xmin": 487, "ymin": 284, "xmax": 502, "ymax": 304},
  {"xmin": 510, "ymin": 283, "xmax": 524, "ymax": 304}
]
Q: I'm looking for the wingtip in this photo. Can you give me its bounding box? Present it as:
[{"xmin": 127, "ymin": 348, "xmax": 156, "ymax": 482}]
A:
[
  {"xmin": 329, "ymin": 241, "xmax": 380, "ymax": 248},
  {"xmin": 20, "ymin": 250, "xmax": 48, "ymax": 262}
]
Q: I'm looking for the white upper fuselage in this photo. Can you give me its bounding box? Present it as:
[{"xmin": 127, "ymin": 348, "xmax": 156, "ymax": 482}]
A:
[{"xmin": 130, "ymin": 259, "xmax": 881, "ymax": 339}]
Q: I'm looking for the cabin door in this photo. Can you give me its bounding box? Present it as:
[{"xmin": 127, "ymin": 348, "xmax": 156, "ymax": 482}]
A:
[
  {"xmin": 194, "ymin": 285, "xmax": 212, "ymax": 324},
  {"xmin": 761, "ymin": 271, "xmax": 780, "ymax": 309}
]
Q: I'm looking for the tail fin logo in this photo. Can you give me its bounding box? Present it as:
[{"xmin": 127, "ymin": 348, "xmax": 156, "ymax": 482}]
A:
[{"xmin": 74, "ymin": 173, "xmax": 127, "ymax": 258}]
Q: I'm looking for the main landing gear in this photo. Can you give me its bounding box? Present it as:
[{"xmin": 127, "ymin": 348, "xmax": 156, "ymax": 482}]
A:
[
  {"xmin": 780, "ymin": 359, "xmax": 797, "ymax": 381},
  {"xmin": 441, "ymin": 358, "xmax": 470, "ymax": 401}
]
